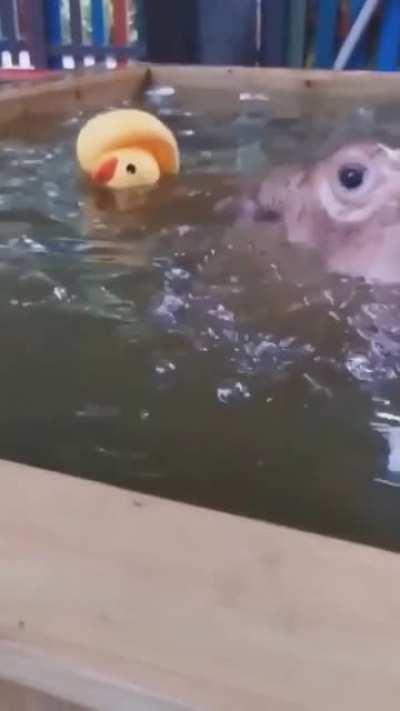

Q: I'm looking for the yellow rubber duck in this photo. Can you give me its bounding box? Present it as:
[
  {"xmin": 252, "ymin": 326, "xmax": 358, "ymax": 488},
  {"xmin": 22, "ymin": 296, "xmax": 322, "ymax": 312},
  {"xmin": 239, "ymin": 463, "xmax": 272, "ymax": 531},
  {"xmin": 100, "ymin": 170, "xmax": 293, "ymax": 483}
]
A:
[{"xmin": 76, "ymin": 109, "xmax": 180, "ymax": 190}]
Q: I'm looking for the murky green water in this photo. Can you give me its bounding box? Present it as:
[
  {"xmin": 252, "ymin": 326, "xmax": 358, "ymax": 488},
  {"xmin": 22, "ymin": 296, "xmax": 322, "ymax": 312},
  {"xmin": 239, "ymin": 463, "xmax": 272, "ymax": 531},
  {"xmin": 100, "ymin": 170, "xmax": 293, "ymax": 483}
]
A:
[{"xmin": 2, "ymin": 85, "xmax": 400, "ymax": 550}]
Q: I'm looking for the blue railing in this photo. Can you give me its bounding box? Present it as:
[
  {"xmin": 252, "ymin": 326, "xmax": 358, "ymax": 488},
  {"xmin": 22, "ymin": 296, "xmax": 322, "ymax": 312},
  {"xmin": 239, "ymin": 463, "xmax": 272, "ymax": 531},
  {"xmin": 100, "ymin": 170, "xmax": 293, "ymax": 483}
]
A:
[
  {"xmin": 0, "ymin": 0, "xmax": 139, "ymax": 70},
  {"xmin": 316, "ymin": 0, "xmax": 400, "ymax": 72},
  {"xmin": 0, "ymin": 0, "xmax": 399, "ymax": 72}
]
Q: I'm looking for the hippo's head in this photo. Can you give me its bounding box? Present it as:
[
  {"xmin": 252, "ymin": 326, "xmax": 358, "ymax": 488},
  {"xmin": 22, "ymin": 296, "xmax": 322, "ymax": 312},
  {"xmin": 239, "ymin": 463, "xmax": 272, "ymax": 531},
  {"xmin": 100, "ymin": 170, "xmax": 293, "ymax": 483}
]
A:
[
  {"xmin": 226, "ymin": 142, "xmax": 400, "ymax": 284},
  {"xmin": 298, "ymin": 142, "xmax": 400, "ymax": 225}
]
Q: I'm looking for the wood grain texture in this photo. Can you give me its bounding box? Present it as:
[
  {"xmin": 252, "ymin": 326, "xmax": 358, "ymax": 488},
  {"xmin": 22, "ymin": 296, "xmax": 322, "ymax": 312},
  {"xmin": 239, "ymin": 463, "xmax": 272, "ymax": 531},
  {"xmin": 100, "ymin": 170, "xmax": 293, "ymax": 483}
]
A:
[
  {"xmin": 0, "ymin": 643, "xmax": 187, "ymax": 710},
  {"xmin": 4, "ymin": 63, "xmax": 400, "ymax": 132},
  {"xmin": 0, "ymin": 458, "xmax": 399, "ymax": 710},
  {"xmin": 149, "ymin": 62, "xmax": 400, "ymax": 98},
  {"xmin": 0, "ymin": 64, "xmax": 148, "ymax": 128}
]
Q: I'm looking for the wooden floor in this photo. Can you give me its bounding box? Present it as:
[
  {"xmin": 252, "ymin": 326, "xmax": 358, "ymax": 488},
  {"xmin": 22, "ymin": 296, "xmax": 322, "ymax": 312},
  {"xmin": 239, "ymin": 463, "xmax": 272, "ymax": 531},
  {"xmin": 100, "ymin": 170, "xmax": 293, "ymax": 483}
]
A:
[{"xmin": 0, "ymin": 459, "xmax": 400, "ymax": 710}]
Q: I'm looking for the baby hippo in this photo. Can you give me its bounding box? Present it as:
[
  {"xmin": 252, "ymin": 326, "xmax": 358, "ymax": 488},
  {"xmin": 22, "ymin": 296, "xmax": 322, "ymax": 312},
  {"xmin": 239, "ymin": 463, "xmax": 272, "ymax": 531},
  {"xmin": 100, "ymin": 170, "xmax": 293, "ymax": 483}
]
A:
[{"xmin": 228, "ymin": 142, "xmax": 400, "ymax": 284}]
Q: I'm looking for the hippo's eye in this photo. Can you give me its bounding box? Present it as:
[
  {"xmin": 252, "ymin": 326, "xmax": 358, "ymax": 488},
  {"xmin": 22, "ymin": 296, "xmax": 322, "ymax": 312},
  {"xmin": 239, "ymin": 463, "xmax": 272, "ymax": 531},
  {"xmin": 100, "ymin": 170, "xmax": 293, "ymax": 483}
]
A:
[
  {"xmin": 126, "ymin": 164, "xmax": 136, "ymax": 175},
  {"xmin": 338, "ymin": 163, "xmax": 366, "ymax": 190}
]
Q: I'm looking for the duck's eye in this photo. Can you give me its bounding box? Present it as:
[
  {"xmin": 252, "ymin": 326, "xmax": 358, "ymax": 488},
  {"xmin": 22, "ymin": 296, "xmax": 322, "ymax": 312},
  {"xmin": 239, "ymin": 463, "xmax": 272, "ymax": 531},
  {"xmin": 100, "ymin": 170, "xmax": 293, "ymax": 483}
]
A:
[
  {"xmin": 126, "ymin": 164, "xmax": 136, "ymax": 175},
  {"xmin": 338, "ymin": 163, "xmax": 366, "ymax": 190}
]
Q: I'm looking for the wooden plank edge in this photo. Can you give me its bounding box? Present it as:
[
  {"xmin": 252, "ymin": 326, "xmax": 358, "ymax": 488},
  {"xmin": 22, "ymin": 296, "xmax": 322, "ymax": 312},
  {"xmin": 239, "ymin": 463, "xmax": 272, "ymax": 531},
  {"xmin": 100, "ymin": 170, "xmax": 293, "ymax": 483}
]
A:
[
  {"xmin": 0, "ymin": 641, "xmax": 190, "ymax": 711},
  {"xmin": 0, "ymin": 65, "xmax": 150, "ymax": 128},
  {"xmin": 0, "ymin": 459, "xmax": 400, "ymax": 710},
  {"xmin": 1, "ymin": 62, "xmax": 400, "ymax": 129},
  {"xmin": 148, "ymin": 63, "xmax": 400, "ymax": 97}
]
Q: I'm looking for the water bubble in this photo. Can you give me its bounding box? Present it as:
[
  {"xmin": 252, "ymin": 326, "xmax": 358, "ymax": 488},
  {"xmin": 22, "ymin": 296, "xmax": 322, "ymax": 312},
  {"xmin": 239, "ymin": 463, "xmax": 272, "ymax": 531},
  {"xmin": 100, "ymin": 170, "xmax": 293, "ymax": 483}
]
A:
[
  {"xmin": 217, "ymin": 380, "xmax": 251, "ymax": 404},
  {"xmin": 239, "ymin": 92, "xmax": 269, "ymax": 102},
  {"xmin": 144, "ymin": 86, "xmax": 177, "ymax": 111},
  {"xmin": 154, "ymin": 359, "xmax": 177, "ymax": 390},
  {"xmin": 43, "ymin": 181, "xmax": 60, "ymax": 199},
  {"xmin": 208, "ymin": 304, "xmax": 235, "ymax": 323},
  {"xmin": 198, "ymin": 150, "xmax": 213, "ymax": 165},
  {"xmin": 252, "ymin": 338, "xmax": 276, "ymax": 359},
  {"xmin": 177, "ymin": 225, "xmax": 192, "ymax": 238},
  {"xmin": 373, "ymin": 417, "xmax": 400, "ymax": 478},
  {"xmin": 16, "ymin": 271, "xmax": 59, "ymax": 305},
  {"xmin": 146, "ymin": 85, "xmax": 175, "ymax": 98},
  {"xmin": 12, "ymin": 236, "xmax": 47, "ymax": 253},
  {"xmin": 53, "ymin": 286, "xmax": 68, "ymax": 301},
  {"xmin": 153, "ymin": 293, "xmax": 188, "ymax": 323},
  {"xmin": 8, "ymin": 177, "xmax": 24, "ymax": 188},
  {"xmin": 168, "ymin": 268, "xmax": 191, "ymax": 280},
  {"xmin": 303, "ymin": 373, "xmax": 333, "ymax": 399},
  {"xmin": 76, "ymin": 404, "xmax": 120, "ymax": 419},
  {"xmin": 21, "ymin": 158, "xmax": 42, "ymax": 167},
  {"xmin": 155, "ymin": 360, "xmax": 176, "ymax": 375},
  {"xmin": 62, "ymin": 116, "xmax": 81, "ymax": 126},
  {"xmin": 346, "ymin": 354, "xmax": 375, "ymax": 382}
]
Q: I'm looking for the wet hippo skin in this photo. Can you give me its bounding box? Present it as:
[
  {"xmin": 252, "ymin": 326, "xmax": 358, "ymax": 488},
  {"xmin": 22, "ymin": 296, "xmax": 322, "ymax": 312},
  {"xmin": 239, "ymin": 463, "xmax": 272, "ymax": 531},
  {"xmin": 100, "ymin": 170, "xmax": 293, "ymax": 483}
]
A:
[{"xmin": 221, "ymin": 142, "xmax": 400, "ymax": 285}]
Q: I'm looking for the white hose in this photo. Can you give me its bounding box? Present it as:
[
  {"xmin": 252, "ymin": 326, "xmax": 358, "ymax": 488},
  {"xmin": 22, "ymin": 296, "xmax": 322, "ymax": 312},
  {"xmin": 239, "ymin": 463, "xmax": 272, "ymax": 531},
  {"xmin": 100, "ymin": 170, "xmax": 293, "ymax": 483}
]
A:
[{"xmin": 333, "ymin": 0, "xmax": 380, "ymax": 71}]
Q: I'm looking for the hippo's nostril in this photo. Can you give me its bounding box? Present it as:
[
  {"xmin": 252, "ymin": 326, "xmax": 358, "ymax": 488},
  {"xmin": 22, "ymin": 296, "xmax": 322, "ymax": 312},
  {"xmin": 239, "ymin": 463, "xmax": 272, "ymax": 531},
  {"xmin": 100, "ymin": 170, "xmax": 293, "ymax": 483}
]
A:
[{"xmin": 255, "ymin": 207, "xmax": 282, "ymax": 223}]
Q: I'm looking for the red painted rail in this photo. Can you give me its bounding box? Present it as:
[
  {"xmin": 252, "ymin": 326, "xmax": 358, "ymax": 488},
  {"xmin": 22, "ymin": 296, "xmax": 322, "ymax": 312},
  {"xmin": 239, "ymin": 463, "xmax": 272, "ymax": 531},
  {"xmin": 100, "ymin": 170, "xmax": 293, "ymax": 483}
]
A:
[
  {"xmin": 112, "ymin": 0, "xmax": 130, "ymax": 65},
  {"xmin": 0, "ymin": 68, "xmax": 58, "ymax": 82}
]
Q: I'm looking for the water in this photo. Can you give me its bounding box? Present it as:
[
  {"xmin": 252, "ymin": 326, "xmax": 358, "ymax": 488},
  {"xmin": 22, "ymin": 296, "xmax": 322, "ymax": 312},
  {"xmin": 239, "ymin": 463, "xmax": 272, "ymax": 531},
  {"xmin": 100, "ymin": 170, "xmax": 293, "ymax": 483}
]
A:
[{"xmin": 2, "ymin": 86, "xmax": 400, "ymax": 551}]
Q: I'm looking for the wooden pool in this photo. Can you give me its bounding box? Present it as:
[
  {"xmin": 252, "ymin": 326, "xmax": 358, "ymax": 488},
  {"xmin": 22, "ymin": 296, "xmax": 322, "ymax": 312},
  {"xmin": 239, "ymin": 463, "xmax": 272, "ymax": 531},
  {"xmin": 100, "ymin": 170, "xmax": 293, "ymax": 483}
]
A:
[{"xmin": 1, "ymin": 63, "xmax": 400, "ymax": 710}]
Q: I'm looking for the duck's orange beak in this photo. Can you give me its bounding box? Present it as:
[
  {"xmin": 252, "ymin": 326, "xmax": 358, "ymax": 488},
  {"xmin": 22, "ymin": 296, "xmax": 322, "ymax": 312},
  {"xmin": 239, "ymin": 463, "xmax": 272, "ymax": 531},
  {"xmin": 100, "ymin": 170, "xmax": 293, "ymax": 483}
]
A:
[{"xmin": 92, "ymin": 157, "xmax": 118, "ymax": 185}]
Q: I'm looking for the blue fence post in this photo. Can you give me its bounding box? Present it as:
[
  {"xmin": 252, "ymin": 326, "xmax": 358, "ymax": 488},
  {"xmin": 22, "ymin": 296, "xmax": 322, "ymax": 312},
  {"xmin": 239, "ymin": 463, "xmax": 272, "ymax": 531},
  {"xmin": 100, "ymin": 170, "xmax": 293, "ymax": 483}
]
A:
[
  {"xmin": 377, "ymin": 0, "xmax": 400, "ymax": 71},
  {"xmin": 43, "ymin": 0, "xmax": 63, "ymax": 69},
  {"xmin": 143, "ymin": 0, "xmax": 257, "ymax": 65},
  {"xmin": 91, "ymin": 0, "xmax": 106, "ymax": 47},
  {"xmin": 134, "ymin": 0, "xmax": 146, "ymax": 58},
  {"xmin": 23, "ymin": 0, "xmax": 48, "ymax": 68},
  {"xmin": 286, "ymin": 0, "xmax": 307, "ymax": 68},
  {"xmin": 196, "ymin": 0, "xmax": 257, "ymax": 65},
  {"xmin": 69, "ymin": 0, "xmax": 84, "ymax": 66},
  {"xmin": 260, "ymin": 0, "xmax": 288, "ymax": 67},
  {"xmin": 142, "ymin": 0, "xmax": 197, "ymax": 63},
  {"xmin": 1, "ymin": 0, "xmax": 20, "ymax": 64},
  {"xmin": 315, "ymin": 0, "xmax": 340, "ymax": 68},
  {"xmin": 347, "ymin": 0, "xmax": 369, "ymax": 69}
]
